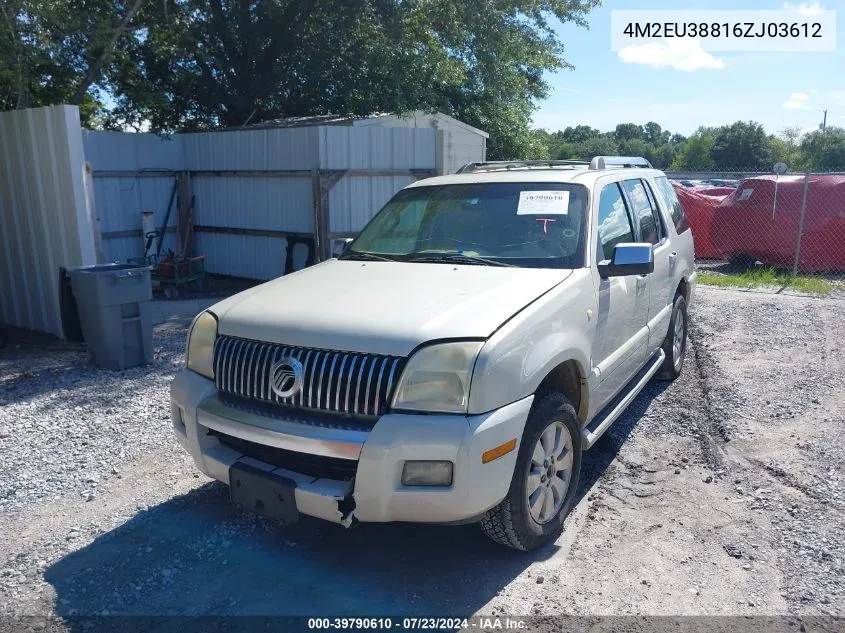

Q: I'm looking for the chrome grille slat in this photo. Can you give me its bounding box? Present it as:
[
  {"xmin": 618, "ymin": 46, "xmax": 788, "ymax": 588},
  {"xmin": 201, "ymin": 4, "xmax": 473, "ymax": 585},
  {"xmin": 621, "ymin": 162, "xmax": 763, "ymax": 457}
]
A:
[
  {"xmin": 213, "ymin": 336, "xmax": 404, "ymax": 418},
  {"xmin": 221, "ymin": 337, "xmax": 234, "ymax": 392},
  {"xmin": 354, "ymin": 356, "xmax": 368, "ymax": 415},
  {"xmin": 299, "ymin": 350, "xmax": 314, "ymax": 407},
  {"xmin": 233, "ymin": 339, "xmax": 246, "ymax": 394},
  {"xmin": 335, "ymin": 354, "xmax": 349, "ymax": 412},
  {"xmin": 325, "ymin": 353, "xmax": 340, "ymax": 411},
  {"xmin": 256, "ymin": 343, "xmax": 273, "ymax": 399},
  {"xmin": 224, "ymin": 337, "xmax": 236, "ymax": 393},
  {"xmin": 316, "ymin": 352, "xmax": 330, "ymax": 409},
  {"xmin": 243, "ymin": 342, "xmax": 258, "ymax": 398},
  {"xmin": 344, "ymin": 356, "xmax": 358, "ymax": 414},
  {"xmin": 308, "ymin": 351, "xmax": 321, "ymax": 408},
  {"xmin": 373, "ymin": 357, "xmax": 388, "ymax": 417},
  {"xmin": 364, "ymin": 356, "xmax": 378, "ymax": 416}
]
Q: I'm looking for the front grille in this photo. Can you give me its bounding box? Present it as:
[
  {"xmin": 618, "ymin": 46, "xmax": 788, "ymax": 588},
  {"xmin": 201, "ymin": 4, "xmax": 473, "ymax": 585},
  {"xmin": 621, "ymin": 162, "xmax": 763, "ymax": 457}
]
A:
[
  {"xmin": 213, "ymin": 335, "xmax": 406, "ymax": 417},
  {"xmin": 210, "ymin": 430, "xmax": 358, "ymax": 481},
  {"xmin": 219, "ymin": 393, "xmax": 377, "ymax": 431}
]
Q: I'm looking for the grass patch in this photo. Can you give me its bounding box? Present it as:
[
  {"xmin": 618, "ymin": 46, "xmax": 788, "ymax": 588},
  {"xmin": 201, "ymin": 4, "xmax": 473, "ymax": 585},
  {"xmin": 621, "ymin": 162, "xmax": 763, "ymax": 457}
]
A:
[{"xmin": 698, "ymin": 268, "xmax": 832, "ymax": 294}]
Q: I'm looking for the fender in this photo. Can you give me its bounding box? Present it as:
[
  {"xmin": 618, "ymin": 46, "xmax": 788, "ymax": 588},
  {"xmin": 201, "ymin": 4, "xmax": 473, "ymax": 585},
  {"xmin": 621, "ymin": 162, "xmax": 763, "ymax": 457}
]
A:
[{"xmin": 468, "ymin": 269, "xmax": 596, "ymax": 415}]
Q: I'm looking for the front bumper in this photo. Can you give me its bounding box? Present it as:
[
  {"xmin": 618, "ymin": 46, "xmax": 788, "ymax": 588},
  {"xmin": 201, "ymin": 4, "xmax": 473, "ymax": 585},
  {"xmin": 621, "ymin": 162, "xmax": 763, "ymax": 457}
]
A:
[{"xmin": 170, "ymin": 369, "xmax": 532, "ymax": 525}]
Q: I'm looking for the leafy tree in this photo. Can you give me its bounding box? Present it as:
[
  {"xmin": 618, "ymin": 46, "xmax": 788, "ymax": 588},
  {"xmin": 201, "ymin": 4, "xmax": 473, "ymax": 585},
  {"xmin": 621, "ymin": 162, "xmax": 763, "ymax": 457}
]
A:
[
  {"xmin": 670, "ymin": 128, "xmax": 715, "ymax": 170},
  {"xmin": 98, "ymin": 0, "xmax": 599, "ymax": 159},
  {"xmin": 560, "ymin": 124, "xmax": 602, "ymax": 146},
  {"xmin": 0, "ymin": 0, "xmax": 142, "ymax": 125},
  {"xmin": 710, "ymin": 121, "xmax": 771, "ymax": 170},
  {"xmin": 617, "ymin": 138, "xmax": 650, "ymax": 159},
  {"xmin": 613, "ymin": 123, "xmax": 643, "ymax": 144},
  {"xmin": 576, "ymin": 135, "xmax": 618, "ymax": 160},
  {"xmin": 643, "ymin": 121, "xmax": 670, "ymax": 146},
  {"xmin": 801, "ymin": 128, "xmax": 845, "ymax": 172}
]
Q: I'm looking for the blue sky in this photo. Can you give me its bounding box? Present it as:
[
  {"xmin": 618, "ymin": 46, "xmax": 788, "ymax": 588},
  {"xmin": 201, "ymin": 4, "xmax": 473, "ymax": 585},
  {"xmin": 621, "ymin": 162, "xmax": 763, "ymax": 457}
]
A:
[{"xmin": 532, "ymin": 0, "xmax": 844, "ymax": 136}]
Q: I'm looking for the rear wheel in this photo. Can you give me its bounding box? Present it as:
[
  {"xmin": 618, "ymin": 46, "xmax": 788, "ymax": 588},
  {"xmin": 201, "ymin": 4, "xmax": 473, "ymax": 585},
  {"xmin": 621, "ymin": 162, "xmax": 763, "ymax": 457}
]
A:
[
  {"xmin": 656, "ymin": 293, "xmax": 688, "ymax": 381},
  {"xmin": 480, "ymin": 393, "xmax": 582, "ymax": 551}
]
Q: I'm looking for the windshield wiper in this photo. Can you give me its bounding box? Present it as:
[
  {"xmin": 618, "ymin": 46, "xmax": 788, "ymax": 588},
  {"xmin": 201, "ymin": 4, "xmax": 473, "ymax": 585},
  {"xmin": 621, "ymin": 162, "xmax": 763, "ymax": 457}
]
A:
[
  {"xmin": 339, "ymin": 251, "xmax": 396, "ymax": 262},
  {"xmin": 406, "ymin": 252, "xmax": 515, "ymax": 267}
]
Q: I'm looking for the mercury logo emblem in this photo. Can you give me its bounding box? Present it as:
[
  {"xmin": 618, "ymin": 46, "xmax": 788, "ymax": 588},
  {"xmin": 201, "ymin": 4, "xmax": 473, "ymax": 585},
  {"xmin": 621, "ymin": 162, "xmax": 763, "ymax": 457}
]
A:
[{"xmin": 269, "ymin": 356, "xmax": 304, "ymax": 399}]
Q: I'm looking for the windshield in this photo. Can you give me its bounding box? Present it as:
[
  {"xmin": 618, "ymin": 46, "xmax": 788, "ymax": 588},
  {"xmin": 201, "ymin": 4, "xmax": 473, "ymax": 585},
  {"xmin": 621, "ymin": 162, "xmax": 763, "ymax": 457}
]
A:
[{"xmin": 341, "ymin": 182, "xmax": 588, "ymax": 269}]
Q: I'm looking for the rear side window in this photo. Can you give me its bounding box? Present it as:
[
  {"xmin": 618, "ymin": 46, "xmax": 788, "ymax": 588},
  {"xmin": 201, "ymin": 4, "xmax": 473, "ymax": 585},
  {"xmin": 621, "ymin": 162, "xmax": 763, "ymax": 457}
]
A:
[
  {"xmin": 653, "ymin": 176, "xmax": 690, "ymax": 234},
  {"xmin": 596, "ymin": 183, "xmax": 635, "ymax": 260},
  {"xmin": 622, "ymin": 179, "xmax": 661, "ymax": 244}
]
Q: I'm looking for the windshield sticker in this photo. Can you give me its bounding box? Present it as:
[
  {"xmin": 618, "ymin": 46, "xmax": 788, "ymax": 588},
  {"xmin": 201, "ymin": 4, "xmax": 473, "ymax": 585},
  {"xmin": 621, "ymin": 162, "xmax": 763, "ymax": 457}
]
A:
[{"xmin": 517, "ymin": 191, "xmax": 570, "ymax": 215}]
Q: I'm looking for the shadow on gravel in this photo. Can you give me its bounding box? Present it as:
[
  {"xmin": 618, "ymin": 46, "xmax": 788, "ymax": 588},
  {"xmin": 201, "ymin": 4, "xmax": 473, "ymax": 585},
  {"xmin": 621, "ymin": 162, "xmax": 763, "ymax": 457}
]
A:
[
  {"xmin": 574, "ymin": 380, "xmax": 672, "ymax": 507},
  {"xmin": 45, "ymin": 483, "xmax": 549, "ymax": 619},
  {"xmin": 44, "ymin": 382, "xmax": 670, "ymax": 622}
]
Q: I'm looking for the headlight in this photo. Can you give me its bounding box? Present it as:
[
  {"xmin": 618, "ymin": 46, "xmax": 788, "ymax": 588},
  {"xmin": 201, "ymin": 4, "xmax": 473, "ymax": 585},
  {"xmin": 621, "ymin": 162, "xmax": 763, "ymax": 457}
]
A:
[
  {"xmin": 186, "ymin": 311, "xmax": 217, "ymax": 379},
  {"xmin": 391, "ymin": 341, "xmax": 483, "ymax": 414}
]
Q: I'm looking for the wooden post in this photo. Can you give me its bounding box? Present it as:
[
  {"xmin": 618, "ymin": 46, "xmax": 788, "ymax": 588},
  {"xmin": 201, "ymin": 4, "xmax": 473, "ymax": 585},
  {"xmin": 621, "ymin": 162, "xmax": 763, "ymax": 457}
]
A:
[{"xmin": 177, "ymin": 172, "xmax": 192, "ymax": 255}]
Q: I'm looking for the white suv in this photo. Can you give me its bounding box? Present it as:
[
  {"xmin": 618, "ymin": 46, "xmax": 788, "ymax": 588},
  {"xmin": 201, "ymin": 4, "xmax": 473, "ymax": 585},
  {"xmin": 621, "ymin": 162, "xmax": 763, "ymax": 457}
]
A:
[{"xmin": 170, "ymin": 156, "xmax": 697, "ymax": 550}]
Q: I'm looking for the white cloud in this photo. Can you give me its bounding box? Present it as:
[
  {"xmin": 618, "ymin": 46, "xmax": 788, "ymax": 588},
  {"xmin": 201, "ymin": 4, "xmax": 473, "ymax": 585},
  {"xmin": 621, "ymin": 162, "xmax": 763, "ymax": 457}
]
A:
[
  {"xmin": 618, "ymin": 38, "xmax": 725, "ymax": 72},
  {"xmin": 784, "ymin": 92, "xmax": 811, "ymax": 109},
  {"xmin": 782, "ymin": 1, "xmax": 825, "ymax": 16}
]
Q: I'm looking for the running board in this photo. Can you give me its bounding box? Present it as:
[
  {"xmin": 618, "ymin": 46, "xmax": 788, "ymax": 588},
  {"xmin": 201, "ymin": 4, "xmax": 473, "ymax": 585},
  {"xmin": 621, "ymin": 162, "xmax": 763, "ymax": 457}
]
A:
[{"xmin": 582, "ymin": 349, "xmax": 665, "ymax": 450}]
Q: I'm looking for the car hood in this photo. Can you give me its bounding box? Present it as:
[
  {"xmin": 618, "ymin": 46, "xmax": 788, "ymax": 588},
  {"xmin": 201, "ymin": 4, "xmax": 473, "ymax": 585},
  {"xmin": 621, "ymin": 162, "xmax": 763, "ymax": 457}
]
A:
[{"xmin": 211, "ymin": 260, "xmax": 572, "ymax": 357}]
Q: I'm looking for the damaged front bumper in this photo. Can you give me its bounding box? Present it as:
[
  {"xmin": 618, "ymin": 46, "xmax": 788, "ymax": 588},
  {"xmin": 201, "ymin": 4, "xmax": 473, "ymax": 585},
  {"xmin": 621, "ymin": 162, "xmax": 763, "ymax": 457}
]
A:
[{"xmin": 170, "ymin": 369, "xmax": 531, "ymax": 526}]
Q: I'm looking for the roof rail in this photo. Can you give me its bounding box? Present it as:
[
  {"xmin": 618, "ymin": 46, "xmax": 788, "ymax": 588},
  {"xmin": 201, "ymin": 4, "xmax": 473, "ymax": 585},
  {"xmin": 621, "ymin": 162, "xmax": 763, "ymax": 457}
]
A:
[
  {"xmin": 455, "ymin": 160, "xmax": 589, "ymax": 174},
  {"xmin": 589, "ymin": 156, "xmax": 653, "ymax": 169}
]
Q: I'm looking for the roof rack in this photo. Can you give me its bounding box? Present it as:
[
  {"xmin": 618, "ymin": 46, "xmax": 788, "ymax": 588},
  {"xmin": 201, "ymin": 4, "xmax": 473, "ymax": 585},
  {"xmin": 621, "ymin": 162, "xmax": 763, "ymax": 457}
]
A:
[
  {"xmin": 455, "ymin": 160, "xmax": 589, "ymax": 174},
  {"xmin": 589, "ymin": 156, "xmax": 653, "ymax": 169},
  {"xmin": 456, "ymin": 156, "xmax": 653, "ymax": 174}
]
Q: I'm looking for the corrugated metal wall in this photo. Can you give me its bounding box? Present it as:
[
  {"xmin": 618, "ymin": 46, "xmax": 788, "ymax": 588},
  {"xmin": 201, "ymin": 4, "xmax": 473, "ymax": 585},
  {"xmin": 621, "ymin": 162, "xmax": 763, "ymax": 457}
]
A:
[
  {"xmin": 83, "ymin": 124, "xmax": 456, "ymax": 281},
  {"xmin": 319, "ymin": 127, "xmax": 434, "ymax": 237},
  {"xmin": 182, "ymin": 128, "xmax": 318, "ymax": 279},
  {"xmin": 0, "ymin": 105, "xmax": 96, "ymax": 338},
  {"xmin": 82, "ymin": 131, "xmax": 183, "ymax": 263}
]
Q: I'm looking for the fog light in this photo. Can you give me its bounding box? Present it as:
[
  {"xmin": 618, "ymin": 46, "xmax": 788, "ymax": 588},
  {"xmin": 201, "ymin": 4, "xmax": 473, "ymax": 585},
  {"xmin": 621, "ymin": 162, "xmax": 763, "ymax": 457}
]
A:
[{"xmin": 401, "ymin": 461, "xmax": 454, "ymax": 487}]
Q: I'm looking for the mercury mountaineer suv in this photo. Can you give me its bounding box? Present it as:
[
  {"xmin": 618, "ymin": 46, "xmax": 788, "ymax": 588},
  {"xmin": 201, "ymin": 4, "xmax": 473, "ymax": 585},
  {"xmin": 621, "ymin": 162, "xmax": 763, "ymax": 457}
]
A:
[{"xmin": 170, "ymin": 156, "xmax": 697, "ymax": 550}]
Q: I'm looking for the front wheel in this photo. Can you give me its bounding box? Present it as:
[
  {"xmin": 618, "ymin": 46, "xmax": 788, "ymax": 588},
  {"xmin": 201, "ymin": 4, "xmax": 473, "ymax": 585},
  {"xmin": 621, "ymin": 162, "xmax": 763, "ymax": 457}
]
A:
[
  {"xmin": 479, "ymin": 393, "xmax": 582, "ymax": 551},
  {"xmin": 656, "ymin": 293, "xmax": 688, "ymax": 381}
]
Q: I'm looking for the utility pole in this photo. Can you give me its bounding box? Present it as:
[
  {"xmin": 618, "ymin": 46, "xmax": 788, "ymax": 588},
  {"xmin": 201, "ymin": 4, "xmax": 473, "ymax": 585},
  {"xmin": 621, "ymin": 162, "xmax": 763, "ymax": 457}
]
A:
[{"xmin": 820, "ymin": 109, "xmax": 827, "ymax": 131}]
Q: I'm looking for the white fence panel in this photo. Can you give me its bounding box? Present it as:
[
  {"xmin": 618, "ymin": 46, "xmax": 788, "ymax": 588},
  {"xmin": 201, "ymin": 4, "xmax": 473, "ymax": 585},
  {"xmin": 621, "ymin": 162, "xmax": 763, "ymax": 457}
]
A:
[
  {"xmin": 328, "ymin": 175, "xmax": 416, "ymax": 234},
  {"xmin": 0, "ymin": 105, "xmax": 95, "ymax": 337},
  {"xmin": 319, "ymin": 127, "xmax": 434, "ymax": 170},
  {"xmin": 182, "ymin": 128, "xmax": 318, "ymax": 170}
]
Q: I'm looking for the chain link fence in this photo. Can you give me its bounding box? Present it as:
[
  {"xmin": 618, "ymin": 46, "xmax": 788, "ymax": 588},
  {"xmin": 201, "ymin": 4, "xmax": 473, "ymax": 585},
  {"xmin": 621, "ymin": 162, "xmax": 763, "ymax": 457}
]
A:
[{"xmin": 667, "ymin": 171, "xmax": 845, "ymax": 289}]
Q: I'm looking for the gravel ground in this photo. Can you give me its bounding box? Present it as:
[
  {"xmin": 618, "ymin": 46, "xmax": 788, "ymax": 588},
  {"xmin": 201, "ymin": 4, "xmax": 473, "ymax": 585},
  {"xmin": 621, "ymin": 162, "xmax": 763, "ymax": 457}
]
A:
[{"xmin": 0, "ymin": 287, "xmax": 843, "ymax": 628}]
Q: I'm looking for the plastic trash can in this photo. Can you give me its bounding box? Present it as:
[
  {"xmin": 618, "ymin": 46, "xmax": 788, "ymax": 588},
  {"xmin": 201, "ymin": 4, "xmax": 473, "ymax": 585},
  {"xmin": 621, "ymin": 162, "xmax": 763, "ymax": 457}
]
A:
[{"xmin": 69, "ymin": 263, "xmax": 153, "ymax": 370}]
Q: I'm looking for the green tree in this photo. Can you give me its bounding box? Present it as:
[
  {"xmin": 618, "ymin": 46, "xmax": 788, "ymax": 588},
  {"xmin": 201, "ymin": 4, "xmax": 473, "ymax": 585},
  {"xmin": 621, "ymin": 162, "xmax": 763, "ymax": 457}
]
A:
[
  {"xmin": 710, "ymin": 121, "xmax": 771, "ymax": 170},
  {"xmin": 99, "ymin": 0, "xmax": 599, "ymax": 159},
  {"xmin": 801, "ymin": 128, "xmax": 845, "ymax": 171},
  {"xmin": 561, "ymin": 124, "xmax": 602, "ymax": 146},
  {"xmin": 613, "ymin": 123, "xmax": 643, "ymax": 144},
  {"xmin": 576, "ymin": 135, "xmax": 618, "ymax": 160},
  {"xmin": 0, "ymin": 0, "xmax": 142, "ymax": 125},
  {"xmin": 671, "ymin": 129, "xmax": 715, "ymax": 170},
  {"xmin": 643, "ymin": 121, "xmax": 671, "ymax": 146}
]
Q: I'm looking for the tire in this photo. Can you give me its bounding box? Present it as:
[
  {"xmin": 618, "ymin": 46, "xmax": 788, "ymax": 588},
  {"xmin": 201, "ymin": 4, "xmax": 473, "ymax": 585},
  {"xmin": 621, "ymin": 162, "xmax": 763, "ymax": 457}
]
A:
[
  {"xmin": 479, "ymin": 393, "xmax": 582, "ymax": 551},
  {"xmin": 656, "ymin": 293, "xmax": 688, "ymax": 381}
]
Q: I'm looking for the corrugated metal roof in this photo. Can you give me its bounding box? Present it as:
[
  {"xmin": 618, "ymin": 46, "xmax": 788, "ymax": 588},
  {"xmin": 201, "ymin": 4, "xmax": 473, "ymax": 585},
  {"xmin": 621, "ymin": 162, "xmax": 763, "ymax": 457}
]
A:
[{"xmin": 235, "ymin": 113, "xmax": 392, "ymax": 130}]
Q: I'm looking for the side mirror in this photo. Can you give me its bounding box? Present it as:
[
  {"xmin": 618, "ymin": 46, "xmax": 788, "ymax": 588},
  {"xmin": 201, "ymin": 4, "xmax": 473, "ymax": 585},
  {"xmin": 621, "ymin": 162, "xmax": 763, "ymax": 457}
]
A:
[
  {"xmin": 597, "ymin": 243, "xmax": 654, "ymax": 278},
  {"xmin": 331, "ymin": 238, "xmax": 354, "ymax": 258}
]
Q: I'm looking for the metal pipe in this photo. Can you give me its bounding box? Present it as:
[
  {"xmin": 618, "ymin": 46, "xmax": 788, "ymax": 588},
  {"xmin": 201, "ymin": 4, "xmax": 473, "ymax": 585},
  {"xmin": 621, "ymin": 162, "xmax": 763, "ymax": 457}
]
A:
[{"xmin": 792, "ymin": 171, "xmax": 810, "ymax": 275}]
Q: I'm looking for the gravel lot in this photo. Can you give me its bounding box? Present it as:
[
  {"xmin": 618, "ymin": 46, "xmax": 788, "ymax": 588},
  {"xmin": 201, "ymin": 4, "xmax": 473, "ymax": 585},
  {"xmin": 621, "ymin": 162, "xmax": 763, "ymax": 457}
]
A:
[{"xmin": 0, "ymin": 287, "xmax": 843, "ymax": 627}]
